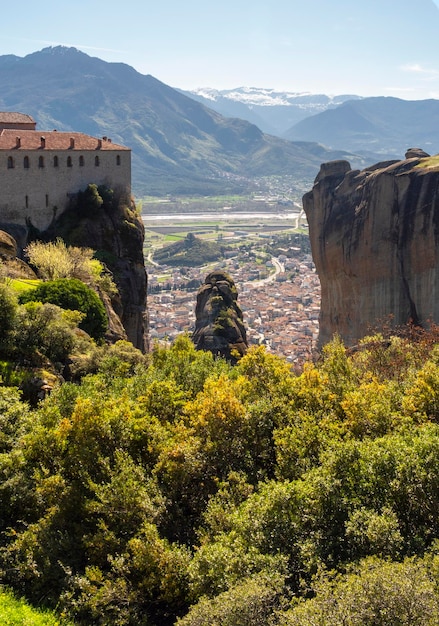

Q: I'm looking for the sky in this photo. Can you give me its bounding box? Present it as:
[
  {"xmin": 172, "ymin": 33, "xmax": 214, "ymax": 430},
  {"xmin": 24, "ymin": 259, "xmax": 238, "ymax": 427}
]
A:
[{"xmin": 3, "ymin": 0, "xmax": 439, "ymax": 99}]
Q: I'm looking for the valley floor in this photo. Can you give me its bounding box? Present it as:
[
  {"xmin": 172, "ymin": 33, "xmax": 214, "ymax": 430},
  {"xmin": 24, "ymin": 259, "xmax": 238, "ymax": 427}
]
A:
[{"xmin": 148, "ymin": 252, "xmax": 320, "ymax": 365}]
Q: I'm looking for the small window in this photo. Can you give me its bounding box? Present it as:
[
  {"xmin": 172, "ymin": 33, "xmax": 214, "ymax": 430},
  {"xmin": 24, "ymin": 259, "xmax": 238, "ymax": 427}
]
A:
[
  {"xmin": 116, "ymin": 154, "xmax": 121, "ymax": 166},
  {"xmin": 79, "ymin": 155, "xmax": 84, "ymax": 167},
  {"xmin": 45, "ymin": 194, "xmax": 49, "ymax": 207},
  {"xmin": 67, "ymin": 156, "xmax": 72, "ymax": 167},
  {"xmin": 38, "ymin": 156, "xmax": 44, "ymax": 168},
  {"xmin": 95, "ymin": 155, "xmax": 100, "ymax": 166},
  {"xmin": 25, "ymin": 195, "xmax": 29, "ymax": 209},
  {"xmin": 53, "ymin": 155, "xmax": 59, "ymax": 167},
  {"xmin": 24, "ymin": 156, "xmax": 30, "ymax": 169},
  {"xmin": 7, "ymin": 156, "xmax": 14, "ymax": 169}
]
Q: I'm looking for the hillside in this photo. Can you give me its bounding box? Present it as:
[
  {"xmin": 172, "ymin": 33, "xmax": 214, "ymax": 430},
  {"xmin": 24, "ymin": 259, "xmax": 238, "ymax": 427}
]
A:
[
  {"xmin": 286, "ymin": 96, "xmax": 439, "ymax": 157},
  {"xmin": 153, "ymin": 233, "xmax": 224, "ymax": 266},
  {"xmin": 0, "ymin": 46, "xmax": 363, "ymax": 196},
  {"xmin": 183, "ymin": 87, "xmax": 362, "ymax": 136}
]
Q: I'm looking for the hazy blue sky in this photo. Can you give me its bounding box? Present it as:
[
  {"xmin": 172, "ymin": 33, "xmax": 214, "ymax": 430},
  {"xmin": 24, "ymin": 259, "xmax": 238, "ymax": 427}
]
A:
[{"xmin": 3, "ymin": 0, "xmax": 439, "ymax": 99}]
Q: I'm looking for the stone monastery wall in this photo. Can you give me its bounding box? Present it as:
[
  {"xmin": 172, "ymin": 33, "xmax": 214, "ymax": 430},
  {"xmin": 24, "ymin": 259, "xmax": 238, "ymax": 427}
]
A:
[{"xmin": 0, "ymin": 114, "xmax": 131, "ymax": 233}]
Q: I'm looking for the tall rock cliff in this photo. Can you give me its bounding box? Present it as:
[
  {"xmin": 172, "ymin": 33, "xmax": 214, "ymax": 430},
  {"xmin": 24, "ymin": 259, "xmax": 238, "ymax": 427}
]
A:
[
  {"xmin": 43, "ymin": 189, "xmax": 148, "ymax": 352},
  {"xmin": 303, "ymin": 149, "xmax": 439, "ymax": 348},
  {"xmin": 192, "ymin": 271, "xmax": 248, "ymax": 363}
]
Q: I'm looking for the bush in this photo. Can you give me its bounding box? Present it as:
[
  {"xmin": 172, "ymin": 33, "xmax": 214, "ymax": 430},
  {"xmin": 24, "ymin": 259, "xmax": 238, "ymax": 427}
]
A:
[
  {"xmin": 0, "ymin": 283, "xmax": 18, "ymax": 354},
  {"xmin": 19, "ymin": 278, "xmax": 107, "ymax": 340},
  {"xmin": 13, "ymin": 302, "xmax": 82, "ymax": 364},
  {"xmin": 280, "ymin": 556, "xmax": 439, "ymax": 626}
]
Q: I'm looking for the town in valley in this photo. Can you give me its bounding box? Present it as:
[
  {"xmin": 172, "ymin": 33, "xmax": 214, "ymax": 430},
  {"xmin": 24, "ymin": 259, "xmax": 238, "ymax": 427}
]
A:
[{"xmin": 144, "ymin": 197, "xmax": 321, "ymax": 365}]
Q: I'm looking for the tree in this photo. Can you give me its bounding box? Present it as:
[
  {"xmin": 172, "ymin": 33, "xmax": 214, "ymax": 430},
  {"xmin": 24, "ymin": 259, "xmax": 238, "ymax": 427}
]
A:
[
  {"xmin": 280, "ymin": 556, "xmax": 439, "ymax": 626},
  {"xmin": 19, "ymin": 278, "xmax": 108, "ymax": 340},
  {"xmin": 0, "ymin": 283, "xmax": 18, "ymax": 355},
  {"xmin": 13, "ymin": 301, "xmax": 83, "ymax": 364},
  {"xmin": 25, "ymin": 238, "xmax": 117, "ymax": 294}
]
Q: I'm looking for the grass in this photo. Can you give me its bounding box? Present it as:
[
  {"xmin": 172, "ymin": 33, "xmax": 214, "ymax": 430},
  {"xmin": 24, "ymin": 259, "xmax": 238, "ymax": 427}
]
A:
[
  {"xmin": 0, "ymin": 587, "xmax": 73, "ymax": 625},
  {"xmin": 415, "ymin": 155, "xmax": 439, "ymax": 169},
  {"xmin": 157, "ymin": 275, "xmax": 172, "ymax": 283},
  {"xmin": 164, "ymin": 235, "xmax": 185, "ymax": 242},
  {"xmin": 8, "ymin": 278, "xmax": 41, "ymax": 294}
]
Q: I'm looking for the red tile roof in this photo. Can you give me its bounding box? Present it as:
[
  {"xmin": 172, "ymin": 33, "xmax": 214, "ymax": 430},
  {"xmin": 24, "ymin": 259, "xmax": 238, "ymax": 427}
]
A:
[
  {"xmin": 0, "ymin": 129, "xmax": 129, "ymax": 151},
  {"xmin": 0, "ymin": 112, "xmax": 35, "ymax": 125}
]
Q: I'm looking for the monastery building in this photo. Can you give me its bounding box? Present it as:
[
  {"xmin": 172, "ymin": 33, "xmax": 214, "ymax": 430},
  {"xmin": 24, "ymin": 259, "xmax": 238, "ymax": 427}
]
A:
[{"xmin": 0, "ymin": 112, "xmax": 131, "ymax": 234}]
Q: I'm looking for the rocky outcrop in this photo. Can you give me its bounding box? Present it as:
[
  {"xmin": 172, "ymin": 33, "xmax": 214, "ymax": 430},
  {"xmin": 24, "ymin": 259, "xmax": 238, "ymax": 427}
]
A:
[
  {"xmin": 192, "ymin": 271, "xmax": 248, "ymax": 363},
  {"xmin": 303, "ymin": 149, "xmax": 439, "ymax": 348},
  {"xmin": 0, "ymin": 230, "xmax": 17, "ymax": 258},
  {"xmin": 0, "ymin": 229, "xmax": 38, "ymax": 279},
  {"xmin": 44, "ymin": 191, "xmax": 148, "ymax": 352}
]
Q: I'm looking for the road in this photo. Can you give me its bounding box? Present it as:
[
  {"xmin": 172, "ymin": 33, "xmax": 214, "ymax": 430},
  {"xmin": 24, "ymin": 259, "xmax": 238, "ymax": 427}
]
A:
[{"xmin": 243, "ymin": 256, "xmax": 285, "ymax": 288}]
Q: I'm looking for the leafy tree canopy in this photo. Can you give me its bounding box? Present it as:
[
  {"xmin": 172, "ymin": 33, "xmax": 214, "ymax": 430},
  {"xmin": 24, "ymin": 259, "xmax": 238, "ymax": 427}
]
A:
[
  {"xmin": 19, "ymin": 278, "xmax": 108, "ymax": 340},
  {"xmin": 1, "ymin": 332, "xmax": 439, "ymax": 624}
]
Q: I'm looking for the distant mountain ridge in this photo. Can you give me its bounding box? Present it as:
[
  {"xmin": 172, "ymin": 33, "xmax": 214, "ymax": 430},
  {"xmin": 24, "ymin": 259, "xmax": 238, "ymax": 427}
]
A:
[
  {"xmin": 185, "ymin": 88, "xmax": 439, "ymax": 162},
  {"xmin": 183, "ymin": 87, "xmax": 362, "ymax": 136},
  {"xmin": 1, "ymin": 46, "xmax": 436, "ymax": 198},
  {"xmin": 0, "ymin": 46, "xmax": 362, "ymax": 197},
  {"xmin": 286, "ymin": 97, "xmax": 439, "ymax": 157}
]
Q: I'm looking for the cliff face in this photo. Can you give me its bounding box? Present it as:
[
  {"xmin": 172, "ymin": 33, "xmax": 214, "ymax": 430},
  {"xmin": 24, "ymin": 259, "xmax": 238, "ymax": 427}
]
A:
[
  {"xmin": 192, "ymin": 271, "xmax": 248, "ymax": 363},
  {"xmin": 44, "ymin": 192, "xmax": 148, "ymax": 352},
  {"xmin": 303, "ymin": 149, "xmax": 439, "ymax": 348}
]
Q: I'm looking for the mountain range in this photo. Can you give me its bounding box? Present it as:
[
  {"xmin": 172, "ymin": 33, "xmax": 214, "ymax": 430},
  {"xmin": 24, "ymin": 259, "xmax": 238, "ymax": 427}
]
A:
[
  {"xmin": 285, "ymin": 97, "xmax": 439, "ymax": 157},
  {"xmin": 183, "ymin": 87, "xmax": 362, "ymax": 136},
  {"xmin": 0, "ymin": 46, "xmax": 360, "ymax": 197},
  {"xmin": 0, "ymin": 46, "xmax": 438, "ymax": 197},
  {"xmin": 185, "ymin": 87, "xmax": 439, "ymax": 161}
]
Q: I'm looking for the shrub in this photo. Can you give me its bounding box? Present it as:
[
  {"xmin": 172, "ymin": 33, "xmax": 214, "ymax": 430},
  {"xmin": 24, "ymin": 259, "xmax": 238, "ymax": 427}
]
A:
[
  {"xmin": 0, "ymin": 283, "xmax": 18, "ymax": 354},
  {"xmin": 13, "ymin": 302, "xmax": 82, "ymax": 364},
  {"xmin": 19, "ymin": 278, "xmax": 107, "ymax": 340},
  {"xmin": 280, "ymin": 556, "xmax": 439, "ymax": 626}
]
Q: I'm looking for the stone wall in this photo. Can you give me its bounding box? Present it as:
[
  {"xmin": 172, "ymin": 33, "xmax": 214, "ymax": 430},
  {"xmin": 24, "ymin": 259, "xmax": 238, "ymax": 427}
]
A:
[{"xmin": 0, "ymin": 149, "xmax": 131, "ymax": 231}]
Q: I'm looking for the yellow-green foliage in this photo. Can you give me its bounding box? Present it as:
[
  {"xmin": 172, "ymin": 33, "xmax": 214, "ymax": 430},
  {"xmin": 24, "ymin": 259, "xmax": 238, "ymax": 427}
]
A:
[
  {"xmin": 25, "ymin": 238, "xmax": 117, "ymax": 295},
  {"xmin": 415, "ymin": 155, "xmax": 439, "ymax": 169},
  {"xmin": 2, "ymin": 333, "xmax": 439, "ymax": 624},
  {"xmin": 8, "ymin": 278, "xmax": 41, "ymax": 294},
  {"xmin": 0, "ymin": 587, "xmax": 73, "ymax": 625}
]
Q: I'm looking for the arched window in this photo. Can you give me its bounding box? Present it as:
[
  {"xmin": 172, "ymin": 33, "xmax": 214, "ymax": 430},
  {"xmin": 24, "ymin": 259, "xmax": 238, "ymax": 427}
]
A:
[
  {"xmin": 53, "ymin": 155, "xmax": 59, "ymax": 167},
  {"xmin": 24, "ymin": 156, "xmax": 30, "ymax": 169},
  {"xmin": 38, "ymin": 156, "xmax": 44, "ymax": 168},
  {"xmin": 116, "ymin": 154, "xmax": 121, "ymax": 165},
  {"xmin": 79, "ymin": 155, "xmax": 84, "ymax": 166},
  {"xmin": 7, "ymin": 156, "xmax": 14, "ymax": 169},
  {"xmin": 67, "ymin": 156, "xmax": 72, "ymax": 167},
  {"xmin": 95, "ymin": 155, "xmax": 100, "ymax": 166}
]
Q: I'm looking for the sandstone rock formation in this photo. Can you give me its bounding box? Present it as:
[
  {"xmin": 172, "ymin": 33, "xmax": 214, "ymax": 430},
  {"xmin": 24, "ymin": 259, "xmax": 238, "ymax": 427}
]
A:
[
  {"xmin": 45, "ymin": 192, "xmax": 148, "ymax": 352},
  {"xmin": 0, "ymin": 229, "xmax": 38, "ymax": 279},
  {"xmin": 303, "ymin": 149, "xmax": 439, "ymax": 348},
  {"xmin": 192, "ymin": 271, "xmax": 248, "ymax": 363},
  {"xmin": 0, "ymin": 230, "xmax": 17, "ymax": 258}
]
